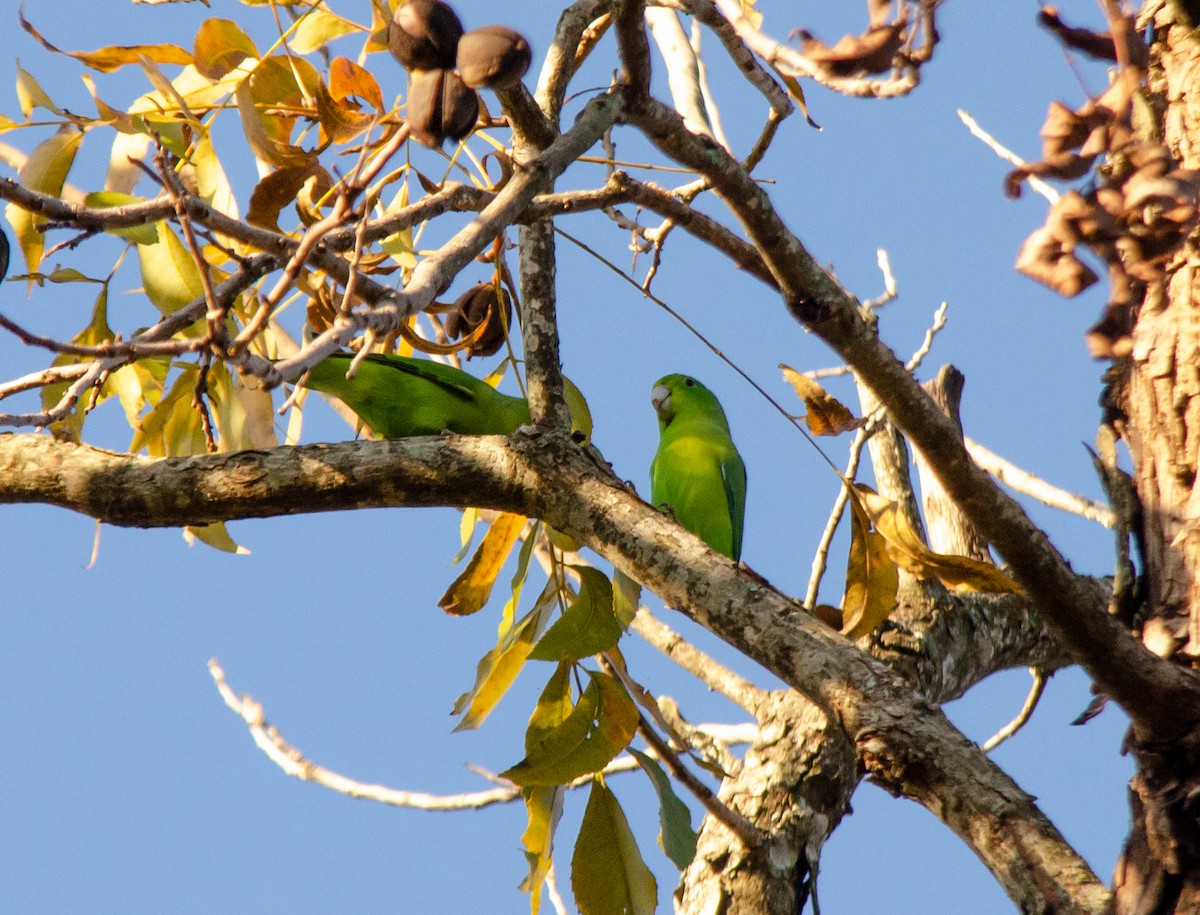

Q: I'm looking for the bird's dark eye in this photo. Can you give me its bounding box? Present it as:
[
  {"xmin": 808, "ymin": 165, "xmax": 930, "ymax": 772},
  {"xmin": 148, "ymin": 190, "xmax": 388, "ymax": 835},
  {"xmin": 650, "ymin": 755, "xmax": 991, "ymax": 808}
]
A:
[
  {"xmin": 571, "ymin": 430, "xmax": 587, "ymax": 444},
  {"xmin": 684, "ymin": 378, "xmax": 695, "ymax": 387}
]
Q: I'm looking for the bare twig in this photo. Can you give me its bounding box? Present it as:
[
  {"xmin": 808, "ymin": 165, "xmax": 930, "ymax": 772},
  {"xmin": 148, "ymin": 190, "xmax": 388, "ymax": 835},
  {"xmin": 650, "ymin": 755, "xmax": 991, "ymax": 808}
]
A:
[
  {"xmin": 982, "ymin": 668, "xmax": 1049, "ymax": 752},
  {"xmin": 965, "ymin": 437, "xmax": 1115, "ymax": 528},
  {"xmin": 957, "ymin": 109, "xmax": 1060, "ymax": 204}
]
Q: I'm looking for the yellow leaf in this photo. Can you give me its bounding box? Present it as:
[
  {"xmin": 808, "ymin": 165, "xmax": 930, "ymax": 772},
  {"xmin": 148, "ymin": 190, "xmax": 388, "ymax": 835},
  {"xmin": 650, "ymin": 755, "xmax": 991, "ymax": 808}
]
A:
[
  {"xmin": 6, "ymin": 129, "xmax": 83, "ymax": 275},
  {"xmin": 315, "ymin": 77, "xmax": 376, "ymax": 145},
  {"xmin": 236, "ymin": 82, "xmax": 316, "ymax": 169},
  {"xmin": 137, "ymin": 221, "xmax": 206, "ymax": 314},
  {"xmin": 780, "ymin": 364, "xmax": 864, "ymax": 436},
  {"xmin": 192, "ymin": 18, "xmax": 258, "ymax": 81},
  {"xmin": 188, "ymin": 129, "xmax": 239, "ymax": 221},
  {"xmin": 840, "ymin": 494, "xmax": 899, "ymax": 640},
  {"xmin": 15, "ymin": 61, "xmax": 64, "ymax": 118},
  {"xmin": 451, "ymin": 614, "xmax": 539, "ymax": 731},
  {"xmin": 439, "ymin": 512, "xmax": 527, "ymax": 615},
  {"xmin": 519, "ymin": 785, "xmax": 564, "ymax": 914},
  {"xmin": 380, "ymin": 183, "xmax": 417, "ymax": 270},
  {"xmin": 20, "ymin": 9, "xmax": 191, "ymax": 73},
  {"xmin": 184, "ymin": 523, "xmax": 250, "ymax": 554},
  {"xmin": 290, "ymin": 8, "xmax": 361, "ymax": 55},
  {"xmin": 852, "ymin": 485, "xmax": 1022, "ymax": 593},
  {"xmin": 329, "ymin": 56, "xmax": 383, "ymax": 113}
]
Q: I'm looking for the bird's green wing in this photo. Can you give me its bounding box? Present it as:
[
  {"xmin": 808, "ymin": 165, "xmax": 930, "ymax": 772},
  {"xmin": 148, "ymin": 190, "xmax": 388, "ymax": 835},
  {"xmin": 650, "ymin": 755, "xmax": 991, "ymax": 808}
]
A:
[
  {"xmin": 304, "ymin": 352, "xmax": 529, "ymax": 437},
  {"xmin": 720, "ymin": 440, "xmax": 747, "ymax": 562}
]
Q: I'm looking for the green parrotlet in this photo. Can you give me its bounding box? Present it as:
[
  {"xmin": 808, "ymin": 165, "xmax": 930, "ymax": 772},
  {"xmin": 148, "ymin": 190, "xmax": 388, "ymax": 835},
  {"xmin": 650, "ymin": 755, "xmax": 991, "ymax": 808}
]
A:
[
  {"xmin": 303, "ymin": 351, "xmax": 591, "ymax": 443},
  {"xmin": 650, "ymin": 374, "xmax": 747, "ymax": 561}
]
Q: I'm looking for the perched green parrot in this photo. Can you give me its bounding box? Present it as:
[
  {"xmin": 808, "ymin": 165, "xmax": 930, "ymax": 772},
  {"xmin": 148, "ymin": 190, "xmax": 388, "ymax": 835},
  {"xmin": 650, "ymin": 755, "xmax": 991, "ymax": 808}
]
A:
[
  {"xmin": 649, "ymin": 374, "xmax": 747, "ymax": 561},
  {"xmin": 303, "ymin": 351, "xmax": 591, "ymax": 443}
]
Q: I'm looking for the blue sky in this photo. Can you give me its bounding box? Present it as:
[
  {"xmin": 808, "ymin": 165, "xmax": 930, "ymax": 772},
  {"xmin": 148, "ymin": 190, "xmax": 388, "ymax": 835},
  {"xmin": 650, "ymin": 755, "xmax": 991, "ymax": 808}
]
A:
[{"xmin": 1, "ymin": 2, "xmax": 1133, "ymax": 912}]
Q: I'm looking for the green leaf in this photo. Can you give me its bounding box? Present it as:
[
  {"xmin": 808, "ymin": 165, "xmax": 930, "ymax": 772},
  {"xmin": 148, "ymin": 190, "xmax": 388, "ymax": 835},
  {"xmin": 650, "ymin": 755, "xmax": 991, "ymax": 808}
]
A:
[
  {"xmin": 612, "ymin": 570, "xmax": 641, "ymax": 628},
  {"xmin": 137, "ymin": 221, "xmax": 206, "ymax": 314},
  {"xmin": 501, "ymin": 671, "xmax": 638, "ymax": 788},
  {"xmin": 530, "ymin": 566, "xmax": 623, "ymax": 662},
  {"xmin": 84, "ymin": 192, "xmax": 159, "ymax": 245},
  {"xmin": 524, "ymin": 662, "xmax": 574, "ymax": 751},
  {"xmin": 6, "ymin": 128, "xmax": 83, "ymax": 275},
  {"xmin": 571, "ymin": 778, "xmax": 658, "ymax": 915},
  {"xmin": 41, "ymin": 284, "xmax": 113, "ymax": 441},
  {"xmin": 629, "ymin": 749, "xmax": 697, "ymax": 870}
]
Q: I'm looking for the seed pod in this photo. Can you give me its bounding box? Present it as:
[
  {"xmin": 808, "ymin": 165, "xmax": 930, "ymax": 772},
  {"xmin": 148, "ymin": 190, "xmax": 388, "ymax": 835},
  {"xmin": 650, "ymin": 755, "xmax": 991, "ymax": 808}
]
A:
[
  {"xmin": 388, "ymin": 0, "xmax": 464, "ymax": 71},
  {"xmin": 456, "ymin": 25, "xmax": 532, "ymax": 90},
  {"xmin": 446, "ymin": 282, "xmax": 512, "ymax": 358},
  {"xmin": 407, "ymin": 69, "xmax": 479, "ymax": 147}
]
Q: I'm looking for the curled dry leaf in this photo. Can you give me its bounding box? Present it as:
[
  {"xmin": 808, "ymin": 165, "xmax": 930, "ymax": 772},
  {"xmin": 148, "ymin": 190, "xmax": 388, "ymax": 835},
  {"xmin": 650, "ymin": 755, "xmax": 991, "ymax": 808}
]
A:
[
  {"xmin": 779, "ymin": 364, "xmax": 865, "ymax": 436},
  {"xmin": 1015, "ymin": 225, "xmax": 1099, "ymax": 297},
  {"xmin": 456, "ymin": 25, "xmax": 532, "ymax": 90},
  {"xmin": 795, "ymin": 20, "xmax": 907, "ymax": 77},
  {"xmin": 388, "ymin": 0, "xmax": 464, "ymax": 71},
  {"xmin": 1085, "ymin": 297, "xmax": 1136, "ymax": 359},
  {"xmin": 445, "ymin": 282, "xmax": 513, "ymax": 358},
  {"xmin": 1037, "ymin": 7, "xmax": 1118, "ymax": 62},
  {"xmin": 851, "ymin": 485, "xmax": 1022, "ymax": 594}
]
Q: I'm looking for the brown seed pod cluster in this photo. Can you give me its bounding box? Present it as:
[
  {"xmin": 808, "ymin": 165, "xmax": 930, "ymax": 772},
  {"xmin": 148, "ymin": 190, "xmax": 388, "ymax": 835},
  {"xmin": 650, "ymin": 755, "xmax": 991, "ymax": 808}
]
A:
[
  {"xmin": 387, "ymin": 1, "xmax": 531, "ymax": 147},
  {"xmin": 445, "ymin": 282, "xmax": 513, "ymax": 358}
]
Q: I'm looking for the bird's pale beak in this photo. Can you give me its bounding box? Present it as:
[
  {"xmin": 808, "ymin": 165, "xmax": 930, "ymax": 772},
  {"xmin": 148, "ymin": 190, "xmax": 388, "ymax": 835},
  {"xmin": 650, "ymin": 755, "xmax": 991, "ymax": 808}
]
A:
[{"xmin": 651, "ymin": 384, "xmax": 671, "ymax": 415}]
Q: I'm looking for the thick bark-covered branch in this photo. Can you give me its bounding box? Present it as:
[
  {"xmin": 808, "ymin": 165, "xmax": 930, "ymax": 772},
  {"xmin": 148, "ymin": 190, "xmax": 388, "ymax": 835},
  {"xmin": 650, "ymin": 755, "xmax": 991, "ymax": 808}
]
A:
[{"xmin": 0, "ymin": 430, "xmax": 1108, "ymax": 911}]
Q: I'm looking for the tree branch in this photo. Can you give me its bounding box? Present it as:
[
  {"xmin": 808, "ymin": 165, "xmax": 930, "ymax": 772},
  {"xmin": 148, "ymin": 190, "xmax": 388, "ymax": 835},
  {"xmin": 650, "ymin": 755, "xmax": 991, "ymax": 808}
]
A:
[{"xmin": 0, "ymin": 430, "xmax": 1109, "ymax": 912}]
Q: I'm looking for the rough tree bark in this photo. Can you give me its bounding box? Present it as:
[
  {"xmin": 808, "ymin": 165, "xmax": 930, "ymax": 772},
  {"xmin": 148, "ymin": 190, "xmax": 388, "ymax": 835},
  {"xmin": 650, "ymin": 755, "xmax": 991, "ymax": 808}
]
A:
[{"xmin": 1112, "ymin": 7, "xmax": 1200, "ymax": 913}]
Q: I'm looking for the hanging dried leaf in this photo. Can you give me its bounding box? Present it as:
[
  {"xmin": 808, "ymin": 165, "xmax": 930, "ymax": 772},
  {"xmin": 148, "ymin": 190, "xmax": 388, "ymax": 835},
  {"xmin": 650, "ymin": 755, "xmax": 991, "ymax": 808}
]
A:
[
  {"xmin": 438, "ymin": 512, "xmax": 526, "ymax": 615},
  {"xmin": 851, "ymin": 485, "xmax": 1022, "ymax": 593},
  {"xmin": 840, "ymin": 494, "xmax": 899, "ymax": 640},
  {"xmin": 1015, "ymin": 225, "xmax": 1098, "ymax": 297},
  {"xmin": 779, "ymin": 364, "xmax": 864, "ymax": 435}
]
